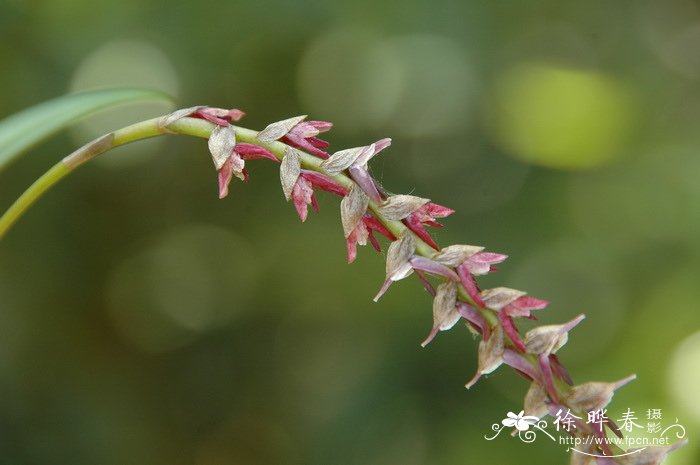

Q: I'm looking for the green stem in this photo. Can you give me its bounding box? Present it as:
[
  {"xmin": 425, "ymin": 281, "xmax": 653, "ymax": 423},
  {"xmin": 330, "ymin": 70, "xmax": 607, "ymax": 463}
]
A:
[{"xmin": 0, "ymin": 162, "xmax": 71, "ymax": 237}]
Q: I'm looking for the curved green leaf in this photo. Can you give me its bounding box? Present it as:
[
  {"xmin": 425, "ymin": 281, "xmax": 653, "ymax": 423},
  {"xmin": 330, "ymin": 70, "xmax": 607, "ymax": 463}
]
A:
[{"xmin": 0, "ymin": 87, "xmax": 173, "ymax": 172}]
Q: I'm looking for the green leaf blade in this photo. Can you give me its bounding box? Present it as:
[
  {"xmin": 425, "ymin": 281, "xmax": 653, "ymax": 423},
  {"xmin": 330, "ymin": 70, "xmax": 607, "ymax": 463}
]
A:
[{"xmin": 0, "ymin": 87, "xmax": 173, "ymax": 172}]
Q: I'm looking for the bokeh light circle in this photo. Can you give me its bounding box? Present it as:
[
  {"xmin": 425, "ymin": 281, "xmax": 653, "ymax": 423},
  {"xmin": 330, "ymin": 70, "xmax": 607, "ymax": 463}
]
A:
[
  {"xmin": 488, "ymin": 63, "xmax": 636, "ymax": 170},
  {"xmin": 69, "ymin": 39, "xmax": 178, "ymax": 166},
  {"xmin": 106, "ymin": 224, "xmax": 261, "ymax": 352},
  {"xmin": 668, "ymin": 331, "xmax": 700, "ymax": 422},
  {"xmin": 297, "ymin": 29, "xmax": 404, "ymax": 133}
]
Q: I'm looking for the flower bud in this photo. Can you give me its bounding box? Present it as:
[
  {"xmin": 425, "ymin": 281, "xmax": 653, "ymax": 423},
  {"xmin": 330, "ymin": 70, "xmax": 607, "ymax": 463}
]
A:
[
  {"xmin": 354, "ymin": 138, "xmax": 391, "ymax": 166},
  {"xmin": 456, "ymin": 302, "xmax": 489, "ymax": 339},
  {"xmin": 433, "ymin": 244, "xmax": 484, "ymax": 267},
  {"xmin": 524, "ymin": 314, "xmax": 586, "ymax": 355},
  {"xmin": 280, "ymin": 147, "xmax": 301, "ymax": 200},
  {"xmin": 466, "ymin": 324, "xmax": 504, "ymax": 389},
  {"xmin": 480, "ymin": 287, "xmax": 526, "ymax": 311},
  {"xmin": 159, "ymin": 106, "xmax": 205, "ymax": 128},
  {"xmin": 421, "ymin": 281, "xmax": 459, "ymax": 347},
  {"xmin": 408, "ymin": 256, "xmax": 459, "ymax": 281},
  {"xmin": 208, "ymin": 124, "xmax": 236, "ymax": 170},
  {"xmin": 319, "ymin": 146, "xmax": 366, "ymax": 175},
  {"xmin": 378, "ymin": 195, "xmax": 431, "ymax": 221},
  {"xmin": 340, "ymin": 184, "xmax": 369, "ymax": 238},
  {"xmin": 374, "ymin": 232, "xmax": 416, "ymax": 302},
  {"xmin": 565, "ymin": 375, "xmax": 636, "ymax": 411},
  {"xmin": 348, "ymin": 164, "xmax": 382, "ymax": 203},
  {"xmin": 256, "ymin": 115, "xmax": 307, "ymax": 143}
]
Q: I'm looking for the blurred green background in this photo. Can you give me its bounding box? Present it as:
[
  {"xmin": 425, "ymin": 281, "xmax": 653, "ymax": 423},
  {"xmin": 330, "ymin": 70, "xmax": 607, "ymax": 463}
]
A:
[{"xmin": 1, "ymin": 0, "xmax": 699, "ymax": 464}]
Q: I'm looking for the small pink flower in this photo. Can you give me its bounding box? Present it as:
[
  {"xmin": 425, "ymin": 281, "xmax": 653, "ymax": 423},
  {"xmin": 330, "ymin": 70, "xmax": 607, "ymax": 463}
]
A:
[
  {"xmin": 320, "ymin": 139, "xmax": 391, "ymax": 202},
  {"xmin": 402, "ymin": 202, "xmax": 455, "ymax": 250},
  {"xmin": 499, "ymin": 296, "xmax": 548, "ymax": 352},
  {"xmin": 217, "ymin": 143, "xmax": 279, "ymax": 199},
  {"xmin": 480, "ymin": 288, "xmax": 548, "ymax": 353},
  {"xmin": 287, "ymin": 171, "xmax": 349, "ymax": 222},
  {"xmin": 195, "ymin": 107, "xmax": 246, "ymax": 126},
  {"xmin": 346, "ymin": 215, "xmax": 396, "ymax": 263},
  {"xmin": 346, "ymin": 220, "xmax": 369, "ymax": 264},
  {"xmin": 459, "ymin": 251, "xmax": 508, "ymax": 306},
  {"xmin": 161, "ymin": 106, "xmax": 245, "ymax": 129},
  {"xmin": 363, "ymin": 214, "xmax": 396, "ymax": 251},
  {"xmin": 300, "ymin": 170, "xmax": 348, "ymax": 197},
  {"xmin": 290, "ymin": 175, "xmax": 317, "ymax": 222},
  {"xmin": 282, "ymin": 120, "xmax": 333, "ymax": 159}
]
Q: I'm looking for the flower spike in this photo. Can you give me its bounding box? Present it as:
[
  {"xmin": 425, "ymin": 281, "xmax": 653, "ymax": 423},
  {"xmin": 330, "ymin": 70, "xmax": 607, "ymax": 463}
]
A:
[{"xmin": 19, "ymin": 104, "xmax": 674, "ymax": 464}]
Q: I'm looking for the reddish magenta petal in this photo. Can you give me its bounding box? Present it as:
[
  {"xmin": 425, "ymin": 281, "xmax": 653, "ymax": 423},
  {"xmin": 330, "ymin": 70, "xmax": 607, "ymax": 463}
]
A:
[
  {"xmin": 310, "ymin": 193, "xmax": 320, "ymax": 213},
  {"xmin": 348, "ymin": 165, "xmax": 382, "ymax": 203},
  {"xmin": 291, "ymin": 177, "xmax": 314, "ymax": 222},
  {"xmin": 503, "ymin": 349, "xmax": 542, "ymax": 383},
  {"xmin": 457, "ymin": 264, "xmax": 485, "ymax": 307},
  {"xmin": 374, "ymin": 137, "xmax": 392, "ymax": 153},
  {"xmin": 465, "ymin": 252, "xmax": 508, "ymax": 275},
  {"xmin": 456, "ymin": 301, "xmax": 489, "ymax": 340},
  {"xmin": 309, "ymin": 120, "xmax": 333, "ymax": 132},
  {"xmin": 403, "ymin": 214, "xmax": 439, "ymax": 249},
  {"xmin": 498, "ymin": 311, "xmax": 526, "ymax": 352},
  {"xmin": 227, "ymin": 109, "xmax": 245, "ymax": 121},
  {"xmin": 505, "ymin": 296, "xmax": 549, "ymax": 318},
  {"xmin": 281, "ymin": 135, "xmax": 329, "ymax": 159},
  {"xmin": 196, "ymin": 111, "xmax": 229, "ymax": 127},
  {"xmin": 513, "ymin": 296, "xmax": 549, "ymax": 311},
  {"xmin": 419, "ymin": 202, "xmax": 455, "ymax": 219},
  {"xmin": 363, "ymin": 215, "xmax": 396, "ymax": 241},
  {"xmin": 550, "ymin": 354, "xmax": 573, "ymax": 385},
  {"xmin": 307, "ymin": 136, "xmax": 330, "ymax": 150},
  {"xmin": 415, "ymin": 270, "xmax": 436, "ymax": 297},
  {"xmin": 301, "ymin": 170, "xmax": 347, "ymax": 197},
  {"xmin": 420, "ymin": 326, "xmax": 440, "ymax": 348},
  {"xmin": 345, "ymin": 222, "xmax": 369, "ymax": 264},
  {"xmin": 217, "ymin": 158, "xmax": 234, "ymax": 199},
  {"xmin": 538, "ymin": 353, "xmax": 559, "ymax": 403},
  {"xmin": 368, "ymin": 231, "xmax": 381, "ymax": 252},
  {"xmin": 234, "ymin": 143, "xmax": 278, "ymax": 162},
  {"xmin": 409, "ymin": 256, "xmax": 459, "ymax": 281},
  {"xmin": 293, "ymin": 198, "xmax": 308, "ymax": 221},
  {"xmin": 346, "ymin": 235, "xmax": 358, "ymax": 264},
  {"xmin": 591, "ymin": 421, "xmax": 614, "ymax": 456},
  {"xmin": 298, "ymin": 120, "xmax": 332, "ymax": 136},
  {"xmin": 423, "ymin": 220, "xmax": 444, "ymax": 228},
  {"xmin": 373, "ymin": 278, "xmax": 393, "ymax": 302}
]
